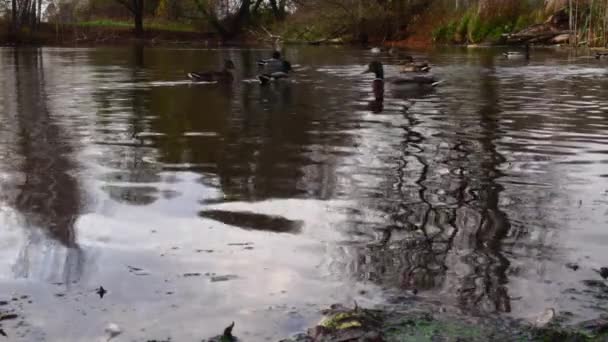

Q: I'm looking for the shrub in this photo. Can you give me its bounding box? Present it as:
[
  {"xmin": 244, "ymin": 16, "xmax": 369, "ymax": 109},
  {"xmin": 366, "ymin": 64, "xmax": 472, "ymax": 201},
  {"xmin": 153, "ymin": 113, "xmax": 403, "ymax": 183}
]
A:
[{"xmin": 432, "ymin": 20, "xmax": 456, "ymax": 43}]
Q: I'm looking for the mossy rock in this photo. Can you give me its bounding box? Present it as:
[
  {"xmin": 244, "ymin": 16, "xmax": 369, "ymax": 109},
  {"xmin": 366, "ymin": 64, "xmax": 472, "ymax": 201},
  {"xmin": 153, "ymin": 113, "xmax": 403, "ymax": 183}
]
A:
[{"xmin": 382, "ymin": 312, "xmax": 508, "ymax": 342}]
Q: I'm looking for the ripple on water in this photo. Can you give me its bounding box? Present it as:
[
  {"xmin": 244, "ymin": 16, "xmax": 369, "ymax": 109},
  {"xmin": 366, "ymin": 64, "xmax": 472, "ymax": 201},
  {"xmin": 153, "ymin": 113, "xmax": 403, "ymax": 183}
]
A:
[{"xmin": 1, "ymin": 47, "xmax": 608, "ymax": 341}]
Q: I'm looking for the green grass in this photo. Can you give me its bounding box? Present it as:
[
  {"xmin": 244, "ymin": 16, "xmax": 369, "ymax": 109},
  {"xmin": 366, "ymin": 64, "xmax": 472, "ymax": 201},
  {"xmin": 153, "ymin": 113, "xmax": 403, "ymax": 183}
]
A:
[
  {"xmin": 77, "ymin": 19, "xmax": 197, "ymax": 32},
  {"xmin": 432, "ymin": 11, "xmax": 540, "ymax": 44},
  {"xmin": 78, "ymin": 19, "xmax": 132, "ymax": 28},
  {"xmin": 431, "ymin": 4, "xmax": 550, "ymax": 45}
]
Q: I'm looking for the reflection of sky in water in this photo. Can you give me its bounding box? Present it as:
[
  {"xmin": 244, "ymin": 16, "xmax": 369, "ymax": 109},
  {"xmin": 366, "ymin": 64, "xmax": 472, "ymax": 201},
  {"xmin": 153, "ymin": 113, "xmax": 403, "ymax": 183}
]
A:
[{"xmin": 0, "ymin": 46, "xmax": 607, "ymax": 340}]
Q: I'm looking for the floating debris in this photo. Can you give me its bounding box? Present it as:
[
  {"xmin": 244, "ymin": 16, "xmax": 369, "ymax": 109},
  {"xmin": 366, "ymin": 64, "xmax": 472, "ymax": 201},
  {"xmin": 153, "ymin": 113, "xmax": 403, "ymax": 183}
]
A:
[
  {"xmin": 105, "ymin": 322, "xmax": 122, "ymax": 341},
  {"xmin": 566, "ymin": 263, "xmax": 580, "ymax": 271},
  {"xmin": 96, "ymin": 286, "xmax": 107, "ymax": 299},
  {"xmin": 128, "ymin": 266, "xmax": 150, "ymax": 276},
  {"xmin": 0, "ymin": 314, "xmax": 17, "ymax": 322},
  {"xmin": 183, "ymin": 273, "xmax": 202, "ymax": 277},
  {"xmin": 204, "ymin": 322, "xmax": 237, "ymax": 342},
  {"xmin": 200, "ymin": 210, "xmax": 303, "ymax": 234},
  {"xmin": 210, "ymin": 275, "xmax": 238, "ymax": 283},
  {"xmin": 535, "ymin": 308, "xmax": 556, "ymax": 327}
]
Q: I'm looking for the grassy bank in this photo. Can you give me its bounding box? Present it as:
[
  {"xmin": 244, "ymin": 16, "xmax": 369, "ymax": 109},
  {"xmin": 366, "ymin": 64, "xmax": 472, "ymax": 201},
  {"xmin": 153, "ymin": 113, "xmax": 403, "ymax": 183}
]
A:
[
  {"xmin": 431, "ymin": 8, "xmax": 545, "ymax": 44},
  {"xmin": 78, "ymin": 19, "xmax": 198, "ymax": 33}
]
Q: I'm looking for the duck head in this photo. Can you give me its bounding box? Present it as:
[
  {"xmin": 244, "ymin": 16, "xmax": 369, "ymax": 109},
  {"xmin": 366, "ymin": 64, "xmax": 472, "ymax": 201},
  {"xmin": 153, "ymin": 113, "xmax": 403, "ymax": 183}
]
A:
[
  {"xmin": 224, "ymin": 60, "xmax": 236, "ymax": 70},
  {"xmin": 364, "ymin": 61, "xmax": 384, "ymax": 80},
  {"xmin": 282, "ymin": 60, "xmax": 292, "ymax": 72}
]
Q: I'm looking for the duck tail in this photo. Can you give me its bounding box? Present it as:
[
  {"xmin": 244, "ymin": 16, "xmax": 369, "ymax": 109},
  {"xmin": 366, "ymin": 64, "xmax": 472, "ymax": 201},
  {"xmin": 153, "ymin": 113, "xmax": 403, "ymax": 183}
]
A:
[
  {"xmin": 258, "ymin": 74, "xmax": 271, "ymax": 86},
  {"xmin": 431, "ymin": 80, "xmax": 445, "ymax": 87},
  {"xmin": 187, "ymin": 73, "xmax": 199, "ymax": 81}
]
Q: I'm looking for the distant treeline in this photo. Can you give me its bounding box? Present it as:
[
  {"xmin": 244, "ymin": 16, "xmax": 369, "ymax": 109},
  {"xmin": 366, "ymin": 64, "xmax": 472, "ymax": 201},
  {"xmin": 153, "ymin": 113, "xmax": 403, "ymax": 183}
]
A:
[{"xmin": 2, "ymin": 0, "xmax": 607, "ymax": 47}]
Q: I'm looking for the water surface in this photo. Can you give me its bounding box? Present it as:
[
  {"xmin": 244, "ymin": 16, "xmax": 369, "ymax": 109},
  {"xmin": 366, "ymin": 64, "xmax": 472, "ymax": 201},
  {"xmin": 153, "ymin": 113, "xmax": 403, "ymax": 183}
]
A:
[{"xmin": 0, "ymin": 46, "xmax": 607, "ymax": 341}]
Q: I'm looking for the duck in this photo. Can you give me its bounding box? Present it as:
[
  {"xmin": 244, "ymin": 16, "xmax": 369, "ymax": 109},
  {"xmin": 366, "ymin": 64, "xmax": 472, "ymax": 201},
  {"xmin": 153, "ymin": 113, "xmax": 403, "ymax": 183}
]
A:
[
  {"xmin": 257, "ymin": 60, "xmax": 292, "ymax": 85},
  {"xmin": 503, "ymin": 44, "xmax": 530, "ymax": 59},
  {"xmin": 388, "ymin": 47, "xmax": 414, "ymax": 61},
  {"xmin": 595, "ymin": 52, "xmax": 608, "ymax": 59},
  {"xmin": 370, "ymin": 47, "xmax": 383, "ymax": 55},
  {"xmin": 188, "ymin": 60, "xmax": 235, "ymax": 82},
  {"xmin": 388, "ymin": 48, "xmax": 432, "ymax": 73},
  {"xmin": 399, "ymin": 62, "xmax": 431, "ymax": 73},
  {"xmin": 364, "ymin": 61, "xmax": 442, "ymax": 88}
]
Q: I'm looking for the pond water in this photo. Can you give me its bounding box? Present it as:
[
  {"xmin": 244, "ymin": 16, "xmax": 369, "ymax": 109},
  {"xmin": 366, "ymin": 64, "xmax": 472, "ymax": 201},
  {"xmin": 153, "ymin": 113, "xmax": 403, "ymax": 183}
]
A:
[{"xmin": 0, "ymin": 45, "xmax": 607, "ymax": 341}]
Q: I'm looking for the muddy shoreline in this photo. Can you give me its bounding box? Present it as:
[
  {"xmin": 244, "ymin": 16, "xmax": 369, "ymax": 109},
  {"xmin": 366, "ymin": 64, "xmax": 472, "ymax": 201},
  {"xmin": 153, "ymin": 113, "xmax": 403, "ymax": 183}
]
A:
[{"xmin": 4, "ymin": 297, "xmax": 607, "ymax": 341}]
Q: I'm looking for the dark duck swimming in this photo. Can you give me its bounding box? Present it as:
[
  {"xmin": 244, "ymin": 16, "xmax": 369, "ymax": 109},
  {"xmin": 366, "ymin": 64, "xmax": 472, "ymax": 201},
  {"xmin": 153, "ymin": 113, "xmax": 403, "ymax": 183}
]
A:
[
  {"xmin": 364, "ymin": 61, "xmax": 442, "ymax": 88},
  {"xmin": 257, "ymin": 51, "xmax": 292, "ymax": 85},
  {"xmin": 188, "ymin": 60, "xmax": 235, "ymax": 82}
]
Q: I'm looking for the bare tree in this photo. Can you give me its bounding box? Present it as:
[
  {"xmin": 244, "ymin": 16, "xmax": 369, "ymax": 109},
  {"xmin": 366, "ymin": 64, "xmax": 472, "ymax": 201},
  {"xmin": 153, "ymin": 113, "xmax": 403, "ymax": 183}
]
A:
[
  {"xmin": 193, "ymin": 0, "xmax": 256, "ymax": 39},
  {"xmin": 115, "ymin": 0, "xmax": 144, "ymax": 37},
  {"xmin": 7, "ymin": 0, "xmax": 43, "ymax": 36}
]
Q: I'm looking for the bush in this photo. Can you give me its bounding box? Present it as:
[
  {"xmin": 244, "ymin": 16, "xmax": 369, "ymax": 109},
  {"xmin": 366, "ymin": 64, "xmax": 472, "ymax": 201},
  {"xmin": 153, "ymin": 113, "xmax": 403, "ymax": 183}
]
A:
[
  {"xmin": 455, "ymin": 11, "xmax": 472, "ymax": 43},
  {"xmin": 467, "ymin": 14, "xmax": 485, "ymax": 43},
  {"xmin": 432, "ymin": 20, "xmax": 456, "ymax": 43},
  {"xmin": 431, "ymin": 2, "xmax": 548, "ymax": 45}
]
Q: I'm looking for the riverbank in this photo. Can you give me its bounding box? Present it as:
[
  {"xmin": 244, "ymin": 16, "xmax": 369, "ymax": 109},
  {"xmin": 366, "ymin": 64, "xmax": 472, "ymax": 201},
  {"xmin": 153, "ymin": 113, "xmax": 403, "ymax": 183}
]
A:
[
  {"xmin": 4, "ymin": 296, "xmax": 606, "ymax": 342},
  {"xmin": 1, "ymin": 19, "xmax": 605, "ymax": 51},
  {"xmin": 198, "ymin": 302, "xmax": 608, "ymax": 342},
  {"xmin": 281, "ymin": 306, "xmax": 608, "ymax": 342},
  {"xmin": 0, "ymin": 21, "xmax": 220, "ymax": 47},
  {"xmin": 281, "ymin": 305, "xmax": 608, "ymax": 342}
]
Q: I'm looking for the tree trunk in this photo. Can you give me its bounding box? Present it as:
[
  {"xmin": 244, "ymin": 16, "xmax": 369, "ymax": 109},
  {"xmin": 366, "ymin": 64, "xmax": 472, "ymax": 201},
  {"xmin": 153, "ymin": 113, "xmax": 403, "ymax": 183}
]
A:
[
  {"xmin": 193, "ymin": 0, "xmax": 230, "ymax": 38},
  {"xmin": 115, "ymin": 0, "xmax": 145, "ymax": 38},
  {"xmin": 231, "ymin": 0, "xmax": 252, "ymax": 34},
  {"xmin": 604, "ymin": 0, "xmax": 608, "ymax": 47},
  {"xmin": 31, "ymin": 0, "xmax": 37, "ymax": 29},
  {"xmin": 11, "ymin": 0, "xmax": 18, "ymax": 34},
  {"xmin": 269, "ymin": 0, "xmax": 286, "ymax": 20},
  {"xmin": 252, "ymin": 0, "xmax": 264, "ymax": 15},
  {"xmin": 134, "ymin": 0, "xmax": 144, "ymax": 38},
  {"xmin": 134, "ymin": 13, "xmax": 144, "ymax": 37},
  {"xmin": 38, "ymin": 0, "xmax": 42, "ymax": 26}
]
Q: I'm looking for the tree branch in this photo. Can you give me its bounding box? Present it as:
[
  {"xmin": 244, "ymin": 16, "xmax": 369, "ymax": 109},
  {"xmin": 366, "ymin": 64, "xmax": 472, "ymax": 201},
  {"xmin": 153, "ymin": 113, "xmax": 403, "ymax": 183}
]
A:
[{"xmin": 115, "ymin": 0, "xmax": 135, "ymax": 14}]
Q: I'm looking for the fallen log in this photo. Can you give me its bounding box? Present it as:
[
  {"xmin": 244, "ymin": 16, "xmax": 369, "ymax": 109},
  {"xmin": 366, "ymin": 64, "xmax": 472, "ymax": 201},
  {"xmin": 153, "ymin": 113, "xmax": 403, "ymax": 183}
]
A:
[
  {"xmin": 503, "ymin": 30, "xmax": 571, "ymax": 45},
  {"xmin": 551, "ymin": 33, "xmax": 570, "ymax": 44},
  {"xmin": 308, "ymin": 27, "xmax": 347, "ymax": 45}
]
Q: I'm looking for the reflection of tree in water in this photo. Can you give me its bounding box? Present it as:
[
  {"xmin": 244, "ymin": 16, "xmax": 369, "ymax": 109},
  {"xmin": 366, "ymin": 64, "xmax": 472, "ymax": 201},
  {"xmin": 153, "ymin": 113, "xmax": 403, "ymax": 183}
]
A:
[
  {"xmin": 92, "ymin": 44, "xmax": 162, "ymax": 206},
  {"xmin": 218, "ymin": 81, "xmax": 312, "ymax": 200},
  {"xmin": 144, "ymin": 61, "xmax": 348, "ymax": 202},
  {"xmin": 457, "ymin": 56, "xmax": 511, "ymax": 313},
  {"xmin": 88, "ymin": 49, "xmax": 355, "ymax": 205},
  {"xmin": 341, "ymin": 60, "xmax": 513, "ymax": 314},
  {"xmin": 10, "ymin": 49, "xmax": 84, "ymax": 284},
  {"xmin": 342, "ymin": 105, "xmax": 463, "ymax": 293}
]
